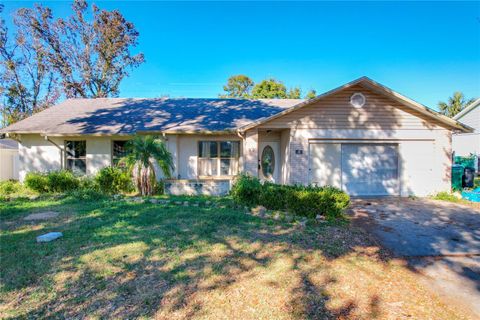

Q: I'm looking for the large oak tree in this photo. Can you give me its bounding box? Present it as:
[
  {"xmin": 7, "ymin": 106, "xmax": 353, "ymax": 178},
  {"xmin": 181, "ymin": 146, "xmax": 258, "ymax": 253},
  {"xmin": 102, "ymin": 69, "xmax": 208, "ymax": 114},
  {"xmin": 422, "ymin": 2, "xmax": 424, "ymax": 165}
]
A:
[{"xmin": 1, "ymin": 0, "xmax": 144, "ymax": 126}]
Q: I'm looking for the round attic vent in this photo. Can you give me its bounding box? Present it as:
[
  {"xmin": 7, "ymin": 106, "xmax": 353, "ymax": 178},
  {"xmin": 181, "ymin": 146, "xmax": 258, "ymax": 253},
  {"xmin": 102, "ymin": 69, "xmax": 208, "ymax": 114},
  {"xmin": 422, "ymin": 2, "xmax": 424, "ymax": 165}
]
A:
[{"xmin": 350, "ymin": 93, "xmax": 366, "ymax": 108}]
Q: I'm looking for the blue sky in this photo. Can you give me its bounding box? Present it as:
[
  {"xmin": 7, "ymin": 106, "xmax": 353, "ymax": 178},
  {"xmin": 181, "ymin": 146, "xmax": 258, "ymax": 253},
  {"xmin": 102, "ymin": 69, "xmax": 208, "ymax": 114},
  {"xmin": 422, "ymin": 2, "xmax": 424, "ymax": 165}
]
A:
[{"xmin": 2, "ymin": 1, "xmax": 480, "ymax": 110}]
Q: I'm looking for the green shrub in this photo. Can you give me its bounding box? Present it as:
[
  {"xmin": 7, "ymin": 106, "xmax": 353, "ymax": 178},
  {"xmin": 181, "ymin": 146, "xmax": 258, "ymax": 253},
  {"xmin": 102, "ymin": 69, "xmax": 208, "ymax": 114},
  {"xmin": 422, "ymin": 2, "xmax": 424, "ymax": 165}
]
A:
[
  {"xmin": 285, "ymin": 185, "xmax": 349, "ymax": 219},
  {"xmin": 66, "ymin": 188, "xmax": 106, "ymax": 201},
  {"xmin": 154, "ymin": 180, "xmax": 165, "ymax": 195},
  {"xmin": 0, "ymin": 180, "xmax": 22, "ymax": 196},
  {"xmin": 230, "ymin": 174, "xmax": 262, "ymax": 206},
  {"xmin": 230, "ymin": 175, "xmax": 350, "ymax": 219},
  {"xmin": 47, "ymin": 170, "xmax": 79, "ymax": 192},
  {"xmin": 25, "ymin": 172, "xmax": 49, "ymax": 193},
  {"xmin": 258, "ymin": 182, "xmax": 288, "ymax": 210},
  {"xmin": 78, "ymin": 176, "xmax": 98, "ymax": 191},
  {"xmin": 25, "ymin": 170, "xmax": 80, "ymax": 193},
  {"xmin": 95, "ymin": 166, "xmax": 133, "ymax": 194}
]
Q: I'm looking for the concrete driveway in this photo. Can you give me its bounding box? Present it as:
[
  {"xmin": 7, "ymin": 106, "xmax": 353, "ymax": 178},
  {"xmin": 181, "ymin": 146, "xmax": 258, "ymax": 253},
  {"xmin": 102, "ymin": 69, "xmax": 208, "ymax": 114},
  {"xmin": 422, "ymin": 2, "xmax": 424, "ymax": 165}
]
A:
[{"xmin": 350, "ymin": 198, "xmax": 480, "ymax": 318}]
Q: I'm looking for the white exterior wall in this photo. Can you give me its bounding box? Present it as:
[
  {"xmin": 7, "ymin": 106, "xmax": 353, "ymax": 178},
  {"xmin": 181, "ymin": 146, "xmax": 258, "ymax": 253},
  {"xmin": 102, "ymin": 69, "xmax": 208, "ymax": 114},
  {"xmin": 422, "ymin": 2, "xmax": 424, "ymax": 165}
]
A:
[
  {"xmin": 453, "ymin": 104, "xmax": 479, "ymax": 157},
  {"xmin": 18, "ymin": 135, "xmax": 63, "ymax": 182},
  {"xmin": 86, "ymin": 137, "xmax": 112, "ymax": 176},
  {"xmin": 18, "ymin": 135, "xmax": 114, "ymax": 181},
  {"xmin": 16, "ymin": 134, "xmax": 238, "ymax": 182},
  {"xmin": 244, "ymin": 130, "xmax": 258, "ymax": 177},
  {"xmin": 283, "ymin": 128, "xmax": 452, "ymax": 197},
  {"xmin": 452, "ymin": 134, "xmax": 480, "ymax": 157}
]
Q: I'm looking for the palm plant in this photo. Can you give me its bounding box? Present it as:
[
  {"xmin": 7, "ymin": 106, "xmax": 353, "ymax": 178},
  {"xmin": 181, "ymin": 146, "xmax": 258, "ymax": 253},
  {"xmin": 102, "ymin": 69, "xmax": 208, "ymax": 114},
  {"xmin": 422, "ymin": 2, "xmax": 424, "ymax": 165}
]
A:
[
  {"xmin": 438, "ymin": 92, "xmax": 476, "ymax": 118},
  {"xmin": 122, "ymin": 135, "xmax": 174, "ymax": 196}
]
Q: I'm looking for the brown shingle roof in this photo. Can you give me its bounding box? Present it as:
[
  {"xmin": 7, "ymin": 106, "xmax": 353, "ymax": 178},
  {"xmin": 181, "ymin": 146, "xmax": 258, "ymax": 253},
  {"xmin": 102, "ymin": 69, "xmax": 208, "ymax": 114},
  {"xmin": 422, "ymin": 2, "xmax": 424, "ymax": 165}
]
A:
[{"xmin": 0, "ymin": 98, "xmax": 303, "ymax": 135}]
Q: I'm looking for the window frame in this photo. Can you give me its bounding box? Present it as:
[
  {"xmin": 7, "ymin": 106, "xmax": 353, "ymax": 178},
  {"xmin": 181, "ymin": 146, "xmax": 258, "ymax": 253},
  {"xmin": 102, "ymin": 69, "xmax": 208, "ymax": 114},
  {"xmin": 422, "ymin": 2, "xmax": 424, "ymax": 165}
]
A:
[
  {"xmin": 111, "ymin": 140, "xmax": 130, "ymax": 166},
  {"xmin": 64, "ymin": 140, "xmax": 87, "ymax": 175},
  {"xmin": 197, "ymin": 140, "xmax": 241, "ymax": 178}
]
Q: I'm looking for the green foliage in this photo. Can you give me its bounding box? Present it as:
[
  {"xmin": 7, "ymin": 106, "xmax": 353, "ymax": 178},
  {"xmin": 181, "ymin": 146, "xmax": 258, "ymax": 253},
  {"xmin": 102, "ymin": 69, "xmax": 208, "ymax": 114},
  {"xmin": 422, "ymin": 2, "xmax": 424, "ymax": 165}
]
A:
[
  {"xmin": 66, "ymin": 188, "xmax": 107, "ymax": 202},
  {"xmin": 219, "ymin": 75, "xmax": 254, "ymax": 98},
  {"xmin": 24, "ymin": 172, "xmax": 49, "ymax": 193},
  {"xmin": 25, "ymin": 170, "xmax": 79, "ymax": 193},
  {"xmin": 231, "ymin": 175, "xmax": 350, "ymax": 219},
  {"xmin": 0, "ymin": 4, "xmax": 59, "ymax": 127},
  {"xmin": 95, "ymin": 166, "xmax": 133, "ymax": 194},
  {"xmin": 251, "ymin": 79, "xmax": 288, "ymax": 99},
  {"xmin": 219, "ymin": 75, "xmax": 317, "ymax": 100},
  {"xmin": 46, "ymin": 170, "xmax": 79, "ymax": 192},
  {"xmin": 286, "ymin": 186, "xmax": 350, "ymax": 219},
  {"xmin": 154, "ymin": 180, "xmax": 165, "ymax": 195},
  {"xmin": 287, "ymin": 87, "xmax": 301, "ymax": 99},
  {"xmin": 432, "ymin": 192, "xmax": 463, "ymax": 203},
  {"xmin": 78, "ymin": 176, "xmax": 98, "ymax": 190},
  {"xmin": 0, "ymin": 180, "xmax": 22, "ymax": 196},
  {"xmin": 438, "ymin": 92, "xmax": 476, "ymax": 118},
  {"xmin": 475, "ymin": 176, "xmax": 480, "ymax": 188},
  {"xmin": 122, "ymin": 135, "xmax": 174, "ymax": 196},
  {"xmin": 258, "ymin": 182, "xmax": 289, "ymax": 210},
  {"xmin": 230, "ymin": 174, "xmax": 262, "ymax": 206},
  {"xmin": 13, "ymin": 0, "xmax": 144, "ymax": 99},
  {"xmin": 305, "ymin": 89, "xmax": 317, "ymax": 100}
]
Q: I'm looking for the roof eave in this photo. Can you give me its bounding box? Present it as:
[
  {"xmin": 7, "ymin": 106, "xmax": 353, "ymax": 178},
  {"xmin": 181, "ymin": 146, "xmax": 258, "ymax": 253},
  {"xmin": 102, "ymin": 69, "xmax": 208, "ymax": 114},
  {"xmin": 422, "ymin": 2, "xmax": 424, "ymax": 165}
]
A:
[
  {"xmin": 0, "ymin": 129, "xmax": 240, "ymax": 136},
  {"xmin": 453, "ymin": 98, "xmax": 480, "ymax": 121}
]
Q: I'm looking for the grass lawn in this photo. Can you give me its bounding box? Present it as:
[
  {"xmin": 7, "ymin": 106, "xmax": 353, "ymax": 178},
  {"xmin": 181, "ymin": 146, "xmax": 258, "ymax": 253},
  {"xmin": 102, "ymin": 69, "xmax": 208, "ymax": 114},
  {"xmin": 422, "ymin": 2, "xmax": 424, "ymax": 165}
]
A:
[
  {"xmin": 0, "ymin": 194, "xmax": 469, "ymax": 319},
  {"xmin": 431, "ymin": 191, "xmax": 480, "ymax": 209}
]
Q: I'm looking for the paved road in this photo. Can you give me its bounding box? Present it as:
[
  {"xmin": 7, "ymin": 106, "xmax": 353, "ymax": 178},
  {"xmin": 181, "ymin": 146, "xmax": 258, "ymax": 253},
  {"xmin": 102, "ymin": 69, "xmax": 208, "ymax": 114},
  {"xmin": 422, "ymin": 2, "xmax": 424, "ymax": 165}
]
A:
[{"xmin": 350, "ymin": 198, "xmax": 480, "ymax": 318}]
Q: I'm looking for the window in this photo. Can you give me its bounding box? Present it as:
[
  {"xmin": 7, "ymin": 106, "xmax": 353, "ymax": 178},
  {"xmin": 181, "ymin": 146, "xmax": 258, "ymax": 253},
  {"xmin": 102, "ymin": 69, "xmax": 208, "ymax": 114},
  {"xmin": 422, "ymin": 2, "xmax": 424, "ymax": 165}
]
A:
[
  {"xmin": 65, "ymin": 141, "xmax": 86, "ymax": 174},
  {"xmin": 261, "ymin": 145, "xmax": 275, "ymax": 178},
  {"xmin": 112, "ymin": 140, "xmax": 129, "ymax": 166},
  {"xmin": 198, "ymin": 141, "xmax": 240, "ymax": 176}
]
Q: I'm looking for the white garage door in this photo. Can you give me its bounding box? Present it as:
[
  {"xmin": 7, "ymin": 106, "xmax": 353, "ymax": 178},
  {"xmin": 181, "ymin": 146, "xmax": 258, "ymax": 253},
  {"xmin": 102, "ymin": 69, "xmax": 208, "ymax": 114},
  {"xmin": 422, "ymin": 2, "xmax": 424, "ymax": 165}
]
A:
[
  {"xmin": 309, "ymin": 143, "xmax": 400, "ymax": 196},
  {"xmin": 308, "ymin": 143, "xmax": 342, "ymax": 188},
  {"xmin": 341, "ymin": 144, "xmax": 399, "ymax": 196}
]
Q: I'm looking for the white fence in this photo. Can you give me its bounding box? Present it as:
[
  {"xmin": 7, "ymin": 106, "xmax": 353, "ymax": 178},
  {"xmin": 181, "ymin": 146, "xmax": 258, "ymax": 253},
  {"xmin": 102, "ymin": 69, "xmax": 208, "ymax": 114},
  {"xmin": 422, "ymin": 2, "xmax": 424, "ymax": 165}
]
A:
[{"xmin": 0, "ymin": 148, "xmax": 19, "ymax": 181}]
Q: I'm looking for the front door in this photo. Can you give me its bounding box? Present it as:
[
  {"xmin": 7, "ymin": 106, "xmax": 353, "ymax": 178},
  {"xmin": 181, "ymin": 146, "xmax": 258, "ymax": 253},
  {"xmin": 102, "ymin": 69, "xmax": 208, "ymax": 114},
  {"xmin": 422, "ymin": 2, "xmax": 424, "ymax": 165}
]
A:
[{"xmin": 259, "ymin": 142, "xmax": 280, "ymax": 183}]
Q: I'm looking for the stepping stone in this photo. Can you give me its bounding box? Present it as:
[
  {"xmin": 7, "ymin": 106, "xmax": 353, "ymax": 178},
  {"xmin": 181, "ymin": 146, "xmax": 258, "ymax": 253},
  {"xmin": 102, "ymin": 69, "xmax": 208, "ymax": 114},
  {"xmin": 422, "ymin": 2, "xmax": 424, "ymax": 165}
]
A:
[
  {"xmin": 24, "ymin": 211, "xmax": 59, "ymax": 221},
  {"xmin": 37, "ymin": 232, "xmax": 63, "ymax": 243}
]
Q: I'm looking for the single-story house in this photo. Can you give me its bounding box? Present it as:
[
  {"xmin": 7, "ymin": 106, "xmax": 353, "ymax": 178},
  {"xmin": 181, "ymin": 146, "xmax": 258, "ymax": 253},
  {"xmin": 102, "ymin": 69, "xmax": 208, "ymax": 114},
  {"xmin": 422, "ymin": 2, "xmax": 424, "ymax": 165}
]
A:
[
  {"xmin": 0, "ymin": 77, "xmax": 472, "ymax": 196},
  {"xmin": 452, "ymin": 98, "xmax": 480, "ymax": 172}
]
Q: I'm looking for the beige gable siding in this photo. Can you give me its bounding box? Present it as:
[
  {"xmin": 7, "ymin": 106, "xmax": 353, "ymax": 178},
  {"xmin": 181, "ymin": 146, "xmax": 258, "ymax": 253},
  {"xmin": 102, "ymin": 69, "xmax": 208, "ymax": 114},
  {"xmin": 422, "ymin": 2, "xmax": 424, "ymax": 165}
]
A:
[
  {"xmin": 457, "ymin": 105, "xmax": 479, "ymax": 132},
  {"xmin": 452, "ymin": 105, "xmax": 479, "ymax": 156},
  {"xmin": 258, "ymin": 85, "xmax": 446, "ymax": 131}
]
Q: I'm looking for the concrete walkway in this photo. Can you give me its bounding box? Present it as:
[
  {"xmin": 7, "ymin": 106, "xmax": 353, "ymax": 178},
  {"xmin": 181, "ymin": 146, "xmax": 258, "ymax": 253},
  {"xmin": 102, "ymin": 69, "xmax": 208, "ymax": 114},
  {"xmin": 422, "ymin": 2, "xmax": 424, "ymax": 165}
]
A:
[{"xmin": 350, "ymin": 198, "xmax": 480, "ymax": 318}]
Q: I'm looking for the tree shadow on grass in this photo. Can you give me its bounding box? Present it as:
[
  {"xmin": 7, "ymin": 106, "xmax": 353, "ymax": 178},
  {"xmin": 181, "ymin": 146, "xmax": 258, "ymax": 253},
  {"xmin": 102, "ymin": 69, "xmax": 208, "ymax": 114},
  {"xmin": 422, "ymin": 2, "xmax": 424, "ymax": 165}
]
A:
[{"xmin": 1, "ymin": 197, "xmax": 401, "ymax": 319}]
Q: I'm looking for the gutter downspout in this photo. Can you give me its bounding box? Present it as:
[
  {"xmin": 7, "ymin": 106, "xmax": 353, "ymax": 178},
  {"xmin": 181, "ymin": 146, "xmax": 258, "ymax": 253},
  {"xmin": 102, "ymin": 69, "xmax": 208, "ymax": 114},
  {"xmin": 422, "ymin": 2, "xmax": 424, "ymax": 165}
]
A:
[{"xmin": 43, "ymin": 135, "xmax": 65, "ymax": 169}]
